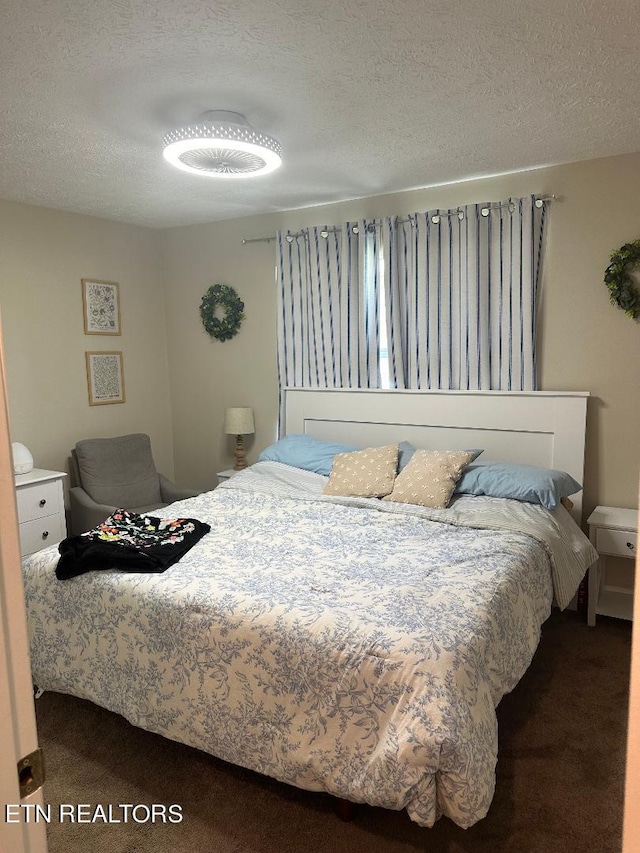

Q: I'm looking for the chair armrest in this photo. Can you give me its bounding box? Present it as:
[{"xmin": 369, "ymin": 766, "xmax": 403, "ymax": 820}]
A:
[
  {"xmin": 69, "ymin": 487, "xmax": 117, "ymax": 536},
  {"xmin": 158, "ymin": 474, "xmax": 200, "ymax": 504}
]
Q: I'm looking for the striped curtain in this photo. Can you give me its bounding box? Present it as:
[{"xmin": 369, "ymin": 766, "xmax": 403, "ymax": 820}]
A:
[
  {"xmin": 382, "ymin": 195, "xmax": 547, "ymax": 391},
  {"xmin": 276, "ymin": 223, "xmax": 380, "ymax": 430}
]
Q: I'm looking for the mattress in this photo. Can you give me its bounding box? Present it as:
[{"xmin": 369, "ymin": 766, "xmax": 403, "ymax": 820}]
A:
[{"xmin": 21, "ymin": 461, "xmax": 597, "ymax": 828}]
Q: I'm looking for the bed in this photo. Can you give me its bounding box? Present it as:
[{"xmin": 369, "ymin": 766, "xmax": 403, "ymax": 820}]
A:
[{"xmin": 21, "ymin": 389, "xmax": 598, "ymax": 829}]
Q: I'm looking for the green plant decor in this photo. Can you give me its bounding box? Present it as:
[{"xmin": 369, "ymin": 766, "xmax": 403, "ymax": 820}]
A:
[
  {"xmin": 200, "ymin": 284, "xmax": 245, "ymax": 341},
  {"xmin": 604, "ymin": 240, "xmax": 640, "ymax": 320}
]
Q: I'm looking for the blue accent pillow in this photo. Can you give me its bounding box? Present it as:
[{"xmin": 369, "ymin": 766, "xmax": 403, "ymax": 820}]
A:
[
  {"xmin": 398, "ymin": 441, "xmax": 416, "ymax": 471},
  {"xmin": 257, "ymin": 434, "xmax": 358, "ymax": 476},
  {"xmin": 454, "ymin": 461, "xmax": 582, "ymax": 509},
  {"xmin": 397, "ymin": 442, "xmax": 484, "ymax": 471}
]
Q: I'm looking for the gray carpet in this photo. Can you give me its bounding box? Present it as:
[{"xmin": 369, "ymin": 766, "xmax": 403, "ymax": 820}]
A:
[{"xmin": 35, "ymin": 610, "xmax": 630, "ymax": 853}]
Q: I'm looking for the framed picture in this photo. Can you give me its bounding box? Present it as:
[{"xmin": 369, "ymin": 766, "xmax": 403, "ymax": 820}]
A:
[
  {"xmin": 82, "ymin": 279, "xmax": 121, "ymax": 335},
  {"xmin": 85, "ymin": 351, "xmax": 125, "ymax": 406}
]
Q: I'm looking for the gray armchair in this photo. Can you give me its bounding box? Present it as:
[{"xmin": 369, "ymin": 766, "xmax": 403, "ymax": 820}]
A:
[{"xmin": 69, "ymin": 433, "xmax": 200, "ymax": 535}]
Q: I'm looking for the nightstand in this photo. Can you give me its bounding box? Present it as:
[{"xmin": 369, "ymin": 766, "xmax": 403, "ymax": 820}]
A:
[
  {"xmin": 15, "ymin": 469, "xmax": 67, "ymax": 557},
  {"xmin": 587, "ymin": 506, "xmax": 637, "ymax": 627},
  {"xmin": 217, "ymin": 469, "xmax": 237, "ymax": 485}
]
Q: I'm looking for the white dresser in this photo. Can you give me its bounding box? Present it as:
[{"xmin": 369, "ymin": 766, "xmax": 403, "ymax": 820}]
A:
[{"xmin": 15, "ymin": 468, "xmax": 67, "ymax": 557}]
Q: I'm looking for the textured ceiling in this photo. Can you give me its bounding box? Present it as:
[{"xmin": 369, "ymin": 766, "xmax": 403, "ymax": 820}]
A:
[{"xmin": 1, "ymin": 0, "xmax": 639, "ymax": 228}]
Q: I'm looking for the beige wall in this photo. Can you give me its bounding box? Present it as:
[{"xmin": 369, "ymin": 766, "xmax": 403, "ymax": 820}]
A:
[
  {"xmin": 161, "ymin": 217, "xmax": 279, "ymax": 491},
  {"xmin": 162, "ymin": 152, "xmax": 640, "ymax": 524},
  {"xmin": 0, "ymin": 200, "xmax": 175, "ymax": 489}
]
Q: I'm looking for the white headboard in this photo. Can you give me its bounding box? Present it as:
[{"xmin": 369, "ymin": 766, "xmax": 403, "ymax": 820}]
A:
[{"xmin": 283, "ymin": 388, "xmax": 589, "ymax": 523}]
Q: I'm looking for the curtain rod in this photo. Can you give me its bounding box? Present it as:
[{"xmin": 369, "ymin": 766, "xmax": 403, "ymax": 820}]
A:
[{"xmin": 241, "ymin": 195, "xmax": 555, "ymax": 244}]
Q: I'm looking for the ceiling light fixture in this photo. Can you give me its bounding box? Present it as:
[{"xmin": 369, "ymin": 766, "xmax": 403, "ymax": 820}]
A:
[{"xmin": 162, "ymin": 110, "xmax": 282, "ymax": 179}]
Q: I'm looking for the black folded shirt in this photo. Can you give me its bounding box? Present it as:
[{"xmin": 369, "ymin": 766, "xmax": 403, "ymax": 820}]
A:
[{"xmin": 56, "ymin": 508, "xmax": 211, "ymax": 580}]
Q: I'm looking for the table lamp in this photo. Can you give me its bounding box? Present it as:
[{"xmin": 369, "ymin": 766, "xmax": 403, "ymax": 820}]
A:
[{"xmin": 224, "ymin": 407, "xmax": 255, "ymax": 470}]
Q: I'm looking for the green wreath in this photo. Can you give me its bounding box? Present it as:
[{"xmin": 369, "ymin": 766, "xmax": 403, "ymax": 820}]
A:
[
  {"xmin": 604, "ymin": 240, "xmax": 640, "ymax": 320},
  {"xmin": 199, "ymin": 284, "xmax": 245, "ymax": 342}
]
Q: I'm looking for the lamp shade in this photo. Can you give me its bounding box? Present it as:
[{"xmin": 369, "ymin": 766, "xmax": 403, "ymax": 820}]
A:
[{"xmin": 224, "ymin": 407, "xmax": 255, "ymax": 435}]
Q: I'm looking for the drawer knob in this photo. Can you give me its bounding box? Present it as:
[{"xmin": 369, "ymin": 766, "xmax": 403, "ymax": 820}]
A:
[
  {"xmin": 39, "ymin": 499, "xmax": 46, "ymax": 507},
  {"xmin": 41, "ymin": 531, "xmax": 49, "ymax": 540},
  {"xmin": 627, "ymin": 542, "xmax": 635, "ymax": 551}
]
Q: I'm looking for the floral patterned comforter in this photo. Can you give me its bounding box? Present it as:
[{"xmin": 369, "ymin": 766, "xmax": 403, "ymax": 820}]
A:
[{"xmin": 22, "ymin": 462, "xmax": 597, "ymax": 828}]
